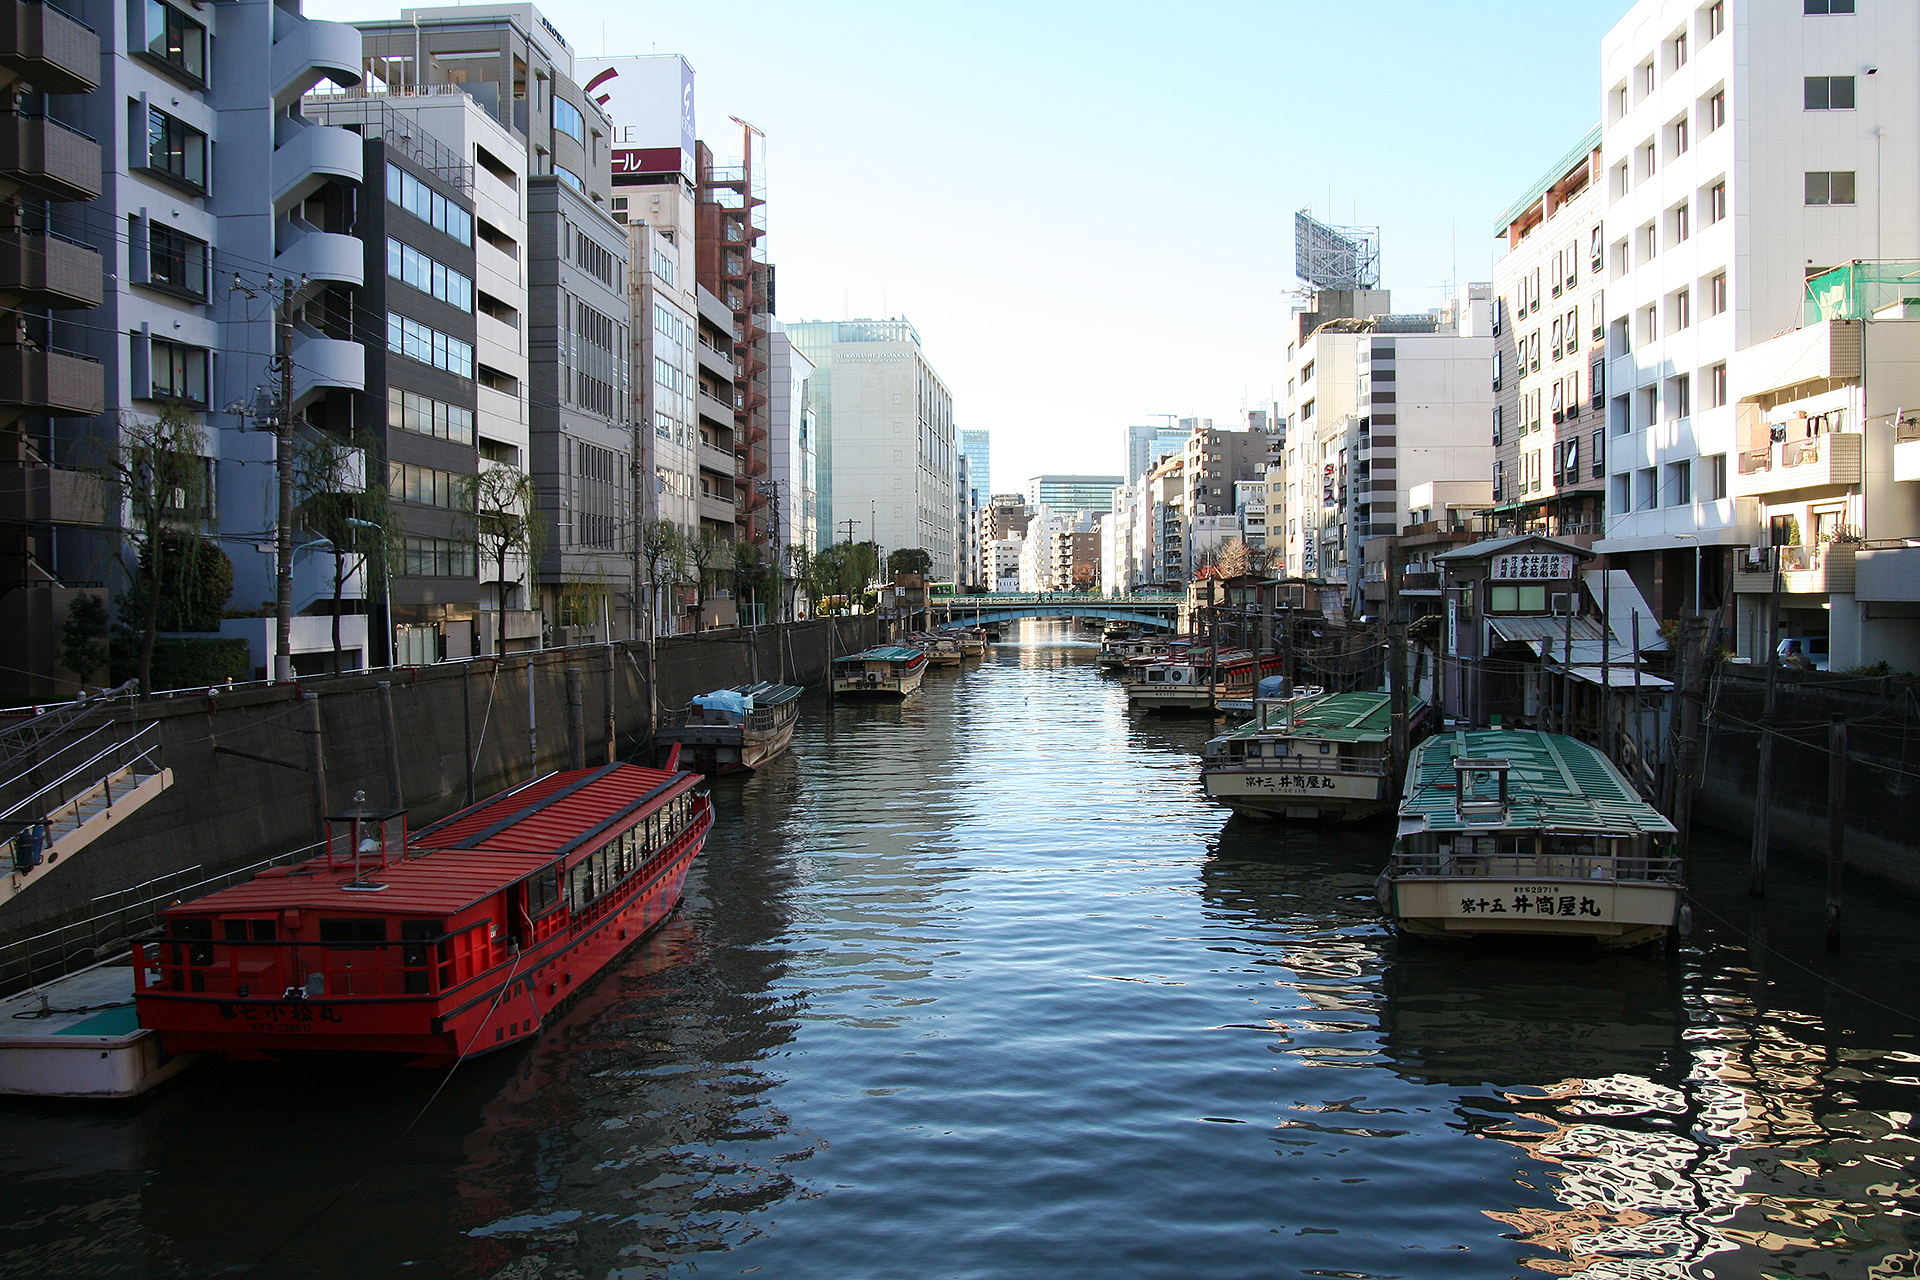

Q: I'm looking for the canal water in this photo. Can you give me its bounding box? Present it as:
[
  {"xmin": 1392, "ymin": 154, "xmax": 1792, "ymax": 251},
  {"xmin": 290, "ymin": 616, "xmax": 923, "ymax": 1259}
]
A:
[{"xmin": 7, "ymin": 619, "xmax": 1920, "ymax": 1279}]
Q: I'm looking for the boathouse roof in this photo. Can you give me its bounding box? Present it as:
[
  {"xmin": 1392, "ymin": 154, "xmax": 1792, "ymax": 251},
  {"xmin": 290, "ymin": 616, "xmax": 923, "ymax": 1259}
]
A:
[{"xmin": 1401, "ymin": 730, "xmax": 1676, "ymax": 836}]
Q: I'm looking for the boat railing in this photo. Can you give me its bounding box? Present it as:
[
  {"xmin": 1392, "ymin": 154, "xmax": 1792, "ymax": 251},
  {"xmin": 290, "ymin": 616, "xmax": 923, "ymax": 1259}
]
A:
[{"xmin": 1385, "ymin": 851, "xmax": 1684, "ymax": 884}]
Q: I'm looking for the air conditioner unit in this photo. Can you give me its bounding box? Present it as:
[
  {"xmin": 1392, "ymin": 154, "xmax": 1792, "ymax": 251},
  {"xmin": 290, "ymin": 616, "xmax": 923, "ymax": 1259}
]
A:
[{"xmin": 1550, "ymin": 592, "xmax": 1577, "ymax": 615}]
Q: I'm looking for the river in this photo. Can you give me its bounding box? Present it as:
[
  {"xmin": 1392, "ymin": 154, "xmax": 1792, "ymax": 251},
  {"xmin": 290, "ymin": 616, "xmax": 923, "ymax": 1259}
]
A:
[{"xmin": 5, "ymin": 619, "xmax": 1920, "ymax": 1278}]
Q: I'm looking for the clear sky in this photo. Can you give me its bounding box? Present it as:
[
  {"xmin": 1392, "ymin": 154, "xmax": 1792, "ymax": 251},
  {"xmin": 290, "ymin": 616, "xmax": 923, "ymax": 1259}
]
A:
[{"xmin": 308, "ymin": 0, "xmax": 1628, "ymax": 489}]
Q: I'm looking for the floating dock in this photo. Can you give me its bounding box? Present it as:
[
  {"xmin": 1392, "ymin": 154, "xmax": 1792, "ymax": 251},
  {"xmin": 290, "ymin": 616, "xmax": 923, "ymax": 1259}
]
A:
[{"xmin": 0, "ymin": 961, "xmax": 198, "ymax": 1099}]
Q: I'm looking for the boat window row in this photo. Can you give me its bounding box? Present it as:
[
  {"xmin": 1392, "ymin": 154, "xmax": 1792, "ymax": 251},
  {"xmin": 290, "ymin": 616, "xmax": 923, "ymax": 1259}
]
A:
[
  {"xmin": 1392, "ymin": 831, "xmax": 1679, "ymax": 881},
  {"xmin": 559, "ymin": 790, "xmax": 699, "ymax": 916}
]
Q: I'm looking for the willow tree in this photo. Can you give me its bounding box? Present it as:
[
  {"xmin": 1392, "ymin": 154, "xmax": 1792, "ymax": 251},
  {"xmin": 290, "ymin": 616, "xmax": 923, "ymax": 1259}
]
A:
[
  {"xmin": 637, "ymin": 519, "xmax": 683, "ymax": 638},
  {"xmin": 462, "ymin": 465, "xmax": 543, "ymax": 643},
  {"xmin": 104, "ymin": 405, "xmax": 210, "ymax": 694},
  {"xmin": 685, "ymin": 529, "xmax": 732, "ymax": 627},
  {"xmin": 784, "ymin": 543, "xmax": 814, "ymax": 620},
  {"xmin": 296, "ymin": 429, "xmax": 400, "ymax": 671}
]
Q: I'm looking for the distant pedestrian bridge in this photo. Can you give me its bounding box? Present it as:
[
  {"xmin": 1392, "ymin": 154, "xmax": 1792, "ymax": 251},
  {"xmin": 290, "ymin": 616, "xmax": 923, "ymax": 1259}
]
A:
[{"xmin": 929, "ymin": 593, "xmax": 1181, "ymax": 631}]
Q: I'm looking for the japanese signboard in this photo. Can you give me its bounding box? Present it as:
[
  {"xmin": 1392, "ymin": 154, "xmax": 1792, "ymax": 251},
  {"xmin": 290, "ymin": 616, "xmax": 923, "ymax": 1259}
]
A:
[{"xmin": 1490, "ymin": 552, "xmax": 1574, "ymax": 581}]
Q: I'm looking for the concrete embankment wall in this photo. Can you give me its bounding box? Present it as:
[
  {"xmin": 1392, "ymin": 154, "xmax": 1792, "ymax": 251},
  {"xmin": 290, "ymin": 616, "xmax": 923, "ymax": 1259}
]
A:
[
  {"xmin": 1696, "ymin": 668, "xmax": 1920, "ymax": 893},
  {"xmin": 0, "ymin": 617, "xmax": 880, "ymax": 975}
]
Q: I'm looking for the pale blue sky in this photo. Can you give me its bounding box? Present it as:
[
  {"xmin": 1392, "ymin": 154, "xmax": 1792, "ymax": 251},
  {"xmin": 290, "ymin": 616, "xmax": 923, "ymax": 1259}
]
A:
[{"xmin": 309, "ymin": 0, "xmax": 1627, "ymax": 488}]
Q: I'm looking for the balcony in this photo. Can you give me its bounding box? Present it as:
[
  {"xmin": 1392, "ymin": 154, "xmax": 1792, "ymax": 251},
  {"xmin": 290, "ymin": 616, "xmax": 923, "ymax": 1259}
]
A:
[
  {"xmin": 695, "ymin": 340, "xmax": 735, "ymax": 382},
  {"xmin": 1399, "ymin": 571, "xmax": 1442, "ymax": 594},
  {"xmin": 1897, "ymin": 422, "xmax": 1920, "ymax": 483},
  {"xmin": 698, "ymin": 437, "xmax": 734, "ymax": 474},
  {"xmin": 1856, "ymin": 546, "xmax": 1920, "ymax": 602},
  {"xmin": 1731, "ymin": 431, "xmax": 1862, "ymax": 498},
  {"xmin": 270, "ymin": 17, "xmax": 363, "ymax": 105},
  {"xmin": 291, "ymin": 335, "xmax": 363, "ymax": 404},
  {"xmin": 696, "ymin": 387, "xmax": 735, "ymax": 426},
  {"xmin": 0, "ymin": 111, "xmax": 100, "ymax": 202},
  {"xmin": 0, "ymin": 343, "xmax": 101, "ymax": 415},
  {"xmin": 696, "ymin": 492, "xmax": 736, "ymax": 526},
  {"xmin": 0, "ymin": 464, "xmax": 104, "ymax": 524},
  {"xmin": 1733, "ymin": 542, "xmax": 1856, "ymax": 596},
  {"xmin": 0, "ymin": 0, "xmax": 100, "ymax": 95},
  {"xmin": 271, "ymin": 123, "xmax": 361, "ymax": 207},
  {"xmin": 0, "ymin": 228, "xmax": 99, "ymax": 307},
  {"xmin": 273, "ymin": 229, "xmax": 363, "ymax": 288}
]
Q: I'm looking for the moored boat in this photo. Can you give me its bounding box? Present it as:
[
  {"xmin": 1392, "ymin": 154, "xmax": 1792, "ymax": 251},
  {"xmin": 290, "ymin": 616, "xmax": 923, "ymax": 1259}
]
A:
[
  {"xmin": 1201, "ymin": 689, "xmax": 1426, "ymax": 821},
  {"xmin": 908, "ymin": 632, "xmax": 965, "ymax": 666},
  {"xmin": 655, "ymin": 682, "xmax": 805, "ymax": 774},
  {"xmin": 1099, "ymin": 634, "xmax": 1178, "ymax": 672},
  {"xmin": 832, "ymin": 645, "xmax": 929, "ymax": 698},
  {"xmin": 133, "ymin": 761, "xmax": 712, "ymax": 1063},
  {"xmin": 952, "ymin": 627, "xmax": 988, "ymax": 657},
  {"xmin": 1376, "ymin": 729, "xmax": 1683, "ymax": 948},
  {"xmin": 1122, "ymin": 646, "xmax": 1284, "ymax": 712}
]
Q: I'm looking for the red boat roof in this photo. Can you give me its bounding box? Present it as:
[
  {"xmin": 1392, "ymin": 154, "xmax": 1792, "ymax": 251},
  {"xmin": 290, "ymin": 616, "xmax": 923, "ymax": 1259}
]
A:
[{"xmin": 162, "ymin": 764, "xmax": 697, "ymax": 921}]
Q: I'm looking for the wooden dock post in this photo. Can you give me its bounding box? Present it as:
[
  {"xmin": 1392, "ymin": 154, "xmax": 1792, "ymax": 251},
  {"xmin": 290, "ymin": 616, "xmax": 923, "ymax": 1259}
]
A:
[{"xmin": 1827, "ymin": 714, "xmax": 1847, "ymax": 950}]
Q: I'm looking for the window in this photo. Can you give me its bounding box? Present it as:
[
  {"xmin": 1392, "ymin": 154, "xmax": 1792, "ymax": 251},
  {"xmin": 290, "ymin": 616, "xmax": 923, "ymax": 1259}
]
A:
[
  {"xmin": 1492, "ymin": 405, "xmax": 1503, "ymax": 445},
  {"xmin": 1551, "ymin": 318, "xmax": 1563, "ymax": 360},
  {"xmin": 149, "ymin": 338, "xmax": 207, "ymax": 404},
  {"xmin": 1672, "ymin": 372, "xmax": 1692, "ymax": 418},
  {"xmin": 1591, "ymin": 294, "xmax": 1605, "ymax": 343},
  {"xmin": 1493, "ymin": 459, "xmax": 1505, "ymax": 501},
  {"xmin": 387, "ymin": 163, "xmax": 473, "ymax": 245},
  {"xmin": 1638, "ymin": 467, "xmax": 1658, "ymax": 511},
  {"xmin": 1805, "ymin": 76, "xmax": 1857, "ymax": 110},
  {"xmin": 1805, "ymin": 0, "xmax": 1855, "ymax": 12},
  {"xmin": 1529, "ymin": 332, "xmax": 1541, "ymax": 373},
  {"xmin": 1638, "ymin": 140, "xmax": 1657, "ymax": 181},
  {"xmin": 401, "ymin": 536, "xmax": 476, "ymax": 578},
  {"xmin": 1611, "ymin": 161, "xmax": 1630, "ymax": 201},
  {"xmin": 1564, "ymin": 437, "xmax": 1581, "ymax": 481},
  {"xmin": 1565, "ymin": 240, "xmax": 1577, "ymax": 290},
  {"xmin": 1591, "ymin": 430, "xmax": 1605, "ymax": 479},
  {"xmin": 1671, "ymin": 289, "xmax": 1692, "ymax": 331},
  {"xmin": 386, "ymin": 312, "xmax": 474, "ymax": 378},
  {"xmin": 387, "ymin": 387, "xmax": 475, "ymax": 444},
  {"xmin": 552, "ymin": 95, "xmax": 585, "ymax": 143},
  {"xmin": 146, "ymin": 107, "xmax": 206, "ymax": 189},
  {"xmin": 1670, "ymin": 116, "xmax": 1690, "ymax": 159},
  {"xmin": 572, "ymin": 441, "xmax": 619, "ymax": 549},
  {"xmin": 387, "ymin": 239, "xmax": 473, "ymax": 312},
  {"xmin": 1491, "ymin": 352, "xmax": 1502, "ymax": 391},
  {"xmin": 1705, "ymin": 2, "xmax": 1724, "ymax": 39},
  {"xmin": 1669, "ymin": 201, "xmax": 1691, "ymax": 246},
  {"xmin": 1706, "ymin": 90, "xmax": 1725, "ymax": 132},
  {"xmin": 1709, "ymin": 271, "xmax": 1727, "ymax": 315},
  {"xmin": 1669, "ymin": 32, "xmax": 1688, "ymax": 71},
  {"xmin": 1637, "ymin": 222, "xmax": 1657, "ymax": 265},
  {"xmin": 1639, "ymin": 384, "xmax": 1659, "ymax": 428},
  {"xmin": 388, "ymin": 461, "xmax": 468, "ymax": 509},
  {"xmin": 1591, "ymin": 357, "xmax": 1606, "ymax": 409},
  {"xmin": 1611, "ymin": 82, "xmax": 1629, "ymax": 122},
  {"xmin": 143, "ymin": 0, "xmax": 205, "ymax": 80},
  {"xmin": 1708, "ymin": 362, "xmax": 1727, "ymax": 407},
  {"xmin": 1806, "ymin": 171, "xmax": 1857, "ymax": 205},
  {"xmin": 1613, "ymin": 472, "xmax": 1633, "ymax": 513},
  {"xmin": 1667, "ymin": 460, "xmax": 1692, "ymax": 506},
  {"xmin": 147, "ymin": 223, "xmax": 207, "ymax": 297},
  {"xmin": 1703, "ymin": 453, "xmax": 1728, "ymax": 500},
  {"xmin": 555, "ymin": 165, "xmax": 584, "ymax": 192},
  {"xmin": 1639, "ymin": 304, "xmax": 1658, "ymax": 346},
  {"xmin": 1565, "ymin": 308, "xmax": 1580, "ymax": 356},
  {"xmin": 1706, "ymin": 180, "xmax": 1726, "ymax": 224},
  {"xmin": 572, "ymin": 229, "xmax": 618, "ymax": 289},
  {"xmin": 1637, "ymin": 61, "xmax": 1655, "ymax": 99},
  {"xmin": 1301, "ymin": 359, "xmax": 1315, "ymax": 382},
  {"xmin": 1612, "ymin": 237, "xmax": 1629, "ymax": 279},
  {"xmin": 1590, "ymin": 227, "xmax": 1604, "ymax": 274}
]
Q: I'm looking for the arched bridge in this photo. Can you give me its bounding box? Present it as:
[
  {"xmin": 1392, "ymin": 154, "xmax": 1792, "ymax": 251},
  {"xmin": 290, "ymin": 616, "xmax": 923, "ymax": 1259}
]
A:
[{"xmin": 929, "ymin": 593, "xmax": 1182, "ymax": 631}]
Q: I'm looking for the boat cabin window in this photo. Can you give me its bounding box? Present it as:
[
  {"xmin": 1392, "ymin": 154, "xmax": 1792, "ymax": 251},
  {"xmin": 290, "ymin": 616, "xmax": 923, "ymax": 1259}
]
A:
[
  {"xmin": 167, "ymin": 916, "xmax": 213, "ymax": 940},
  {"xmin": 526, "ymin": 866, "xmax": 560, "ymax": 917},
  {"xmin": 318, "ymin": 918, "xmax": 387, "ymax": 947},
  {"xmin": 222, "ymin": 918, "xmax": 277, "ymax": 941}
]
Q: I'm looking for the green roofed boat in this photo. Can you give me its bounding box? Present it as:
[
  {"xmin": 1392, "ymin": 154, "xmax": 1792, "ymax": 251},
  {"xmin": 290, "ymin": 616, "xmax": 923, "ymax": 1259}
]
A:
[
  {"xmin": 1376, "ymin": 729, "xmax": 1683, "ymax": 949},
  {"xmin": 1201, "ymin": 690, "xmax": 1430, "ymax": 821},
  {"xmin": 832, "ymin": 645, "xmax": 929, "ymax": 699}
]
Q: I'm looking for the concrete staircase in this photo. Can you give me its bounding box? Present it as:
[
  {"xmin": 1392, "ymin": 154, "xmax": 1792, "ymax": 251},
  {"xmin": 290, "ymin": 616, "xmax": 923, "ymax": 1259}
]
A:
[{"xmin": 1, "ymin": 720, "xmax": 172, "ymax": 909}]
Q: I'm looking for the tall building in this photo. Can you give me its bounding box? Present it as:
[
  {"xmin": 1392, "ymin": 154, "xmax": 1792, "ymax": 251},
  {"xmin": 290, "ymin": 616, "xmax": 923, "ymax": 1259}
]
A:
[
  {"xmin": 1595, "ymin": 0, "xmax": 1920, "ymax": 633},
  {"xmin": 1127, "ymin": 422, "xmax": 1198, "ymax": 484},
  {"xmin": 789, "ymin": 319, "xmax": 957, "ymax": 577},
  {"xmin": 767, "ymin": 320, "xmax": 817, "ymax": 564},
  {"xmin": 1025, "ymin": 475, "xmax": 1124, "ymax": 521},
  {"xmin": 958, "ymin": 429, "xmax": 991, "ymax": 497},
  {"xmin": 1492, "ymin": 128, "xmax": 1607, "ymax": 546}
]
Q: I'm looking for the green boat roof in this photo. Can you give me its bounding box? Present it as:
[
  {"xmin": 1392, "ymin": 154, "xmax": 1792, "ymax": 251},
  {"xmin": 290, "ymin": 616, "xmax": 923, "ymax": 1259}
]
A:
[
  {"xmin": 835, "ymin": 646, "xmax": 923, "ymax": 663},
  {"xmin": 1215, "ymin": 691, "xmax": 1425, "ymax": 744},
  {"xmin": 1401, "ymin": 728, "xmax": 1675, "ymax": 835}
]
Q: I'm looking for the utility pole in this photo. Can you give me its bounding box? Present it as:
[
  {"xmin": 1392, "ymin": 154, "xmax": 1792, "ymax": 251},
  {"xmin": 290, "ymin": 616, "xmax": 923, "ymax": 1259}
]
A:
[
  {"xmin": 1387, "ymin": 544, "xmax": 1407, "ymax": 788},
  {"xmin": 234, "ymin": 272, "xmax": 305, "ymax": 683}
]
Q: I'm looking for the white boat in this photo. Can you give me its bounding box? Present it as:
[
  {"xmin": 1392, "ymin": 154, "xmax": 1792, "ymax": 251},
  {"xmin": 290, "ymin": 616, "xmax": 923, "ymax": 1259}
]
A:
[
  {"xmin": 1122, "ymin": 647, "xmax": 1283, "ymax": 712},
  {"xmin": 1202, "ymin": 689, "xmax": 1424, "ymax": 821},
  {"xmin": 1376, "ymin": 729, "xmax": 1683, "ymax": 949},
  {"xmin": 655, "ymin": 682, "xmax": 805, "ymax": 774},
  {"xmin": 832, "ymin": 645, "xmax": 930, "ymax": 698}
]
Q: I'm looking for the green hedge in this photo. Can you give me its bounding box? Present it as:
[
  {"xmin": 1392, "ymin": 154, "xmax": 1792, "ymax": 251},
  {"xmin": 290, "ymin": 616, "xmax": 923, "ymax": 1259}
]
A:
[{"xmin": 111, "ymin": 636, "xmax": 253, "ymax": 690}]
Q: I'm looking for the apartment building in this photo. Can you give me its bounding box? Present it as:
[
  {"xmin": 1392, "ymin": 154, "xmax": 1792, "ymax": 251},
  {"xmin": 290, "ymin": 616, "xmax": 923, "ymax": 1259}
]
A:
[
  {"xmin": 1596, "ymin": 0, "xmax": 1919, "ymax": 632},
  {"xmin": 1181, "ymin": 425, "xmax": 1273, "ymax": 550},
  {"xmin": 1492, "ymin": 127, "xmax": 1608, "ymax": 546},
  {"xmin": 788, "ymin": 318, "xmax": 957, "ymax": 578}
]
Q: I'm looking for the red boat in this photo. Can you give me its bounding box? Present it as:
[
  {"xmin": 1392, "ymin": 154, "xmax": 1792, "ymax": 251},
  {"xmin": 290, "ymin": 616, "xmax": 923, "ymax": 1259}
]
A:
[{"xmin": 132, "ymin": 760, "xmax": 712, "ymax": 1064}]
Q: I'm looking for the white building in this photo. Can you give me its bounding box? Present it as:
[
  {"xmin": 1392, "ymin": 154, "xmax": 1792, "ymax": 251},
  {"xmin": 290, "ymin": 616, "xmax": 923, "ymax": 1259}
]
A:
[
  {"xmin": 988, "ymin": 537, "xmax": 1023, "ymax": 592},
  {"xmin": 1595, "ymin": 0, "xmax": 1919, "ymax": 632},
  {"xmin": 788, "ymin": 319, "xmax": 957, "ymax": 578},
  {"xmin": 768, "ymin": 320, "xmax": 818, "ymax": 566}
]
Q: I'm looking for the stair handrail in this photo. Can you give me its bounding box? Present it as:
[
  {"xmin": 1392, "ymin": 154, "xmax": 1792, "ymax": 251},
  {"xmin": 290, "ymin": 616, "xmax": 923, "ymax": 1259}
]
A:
[
  {"xmin": 0, "ymin": 679, "xmax": 139, "ymax": 777},
  {"xmin": 0, "ymin": 722, "xmax": 162, "ymax": 838}
]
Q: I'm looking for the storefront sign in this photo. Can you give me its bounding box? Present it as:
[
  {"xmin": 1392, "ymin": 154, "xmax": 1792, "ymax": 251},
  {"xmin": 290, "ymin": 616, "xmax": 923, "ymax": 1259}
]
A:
[{"xmin": 1490, "ymin": 552, "xmax": 1574, "ymax": 581}]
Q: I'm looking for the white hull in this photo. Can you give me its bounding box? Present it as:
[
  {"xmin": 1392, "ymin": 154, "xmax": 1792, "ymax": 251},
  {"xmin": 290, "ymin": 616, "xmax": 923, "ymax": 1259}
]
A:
[
  {"xmin": 1202, "ymin": 767, "xmax": 1390, "ymax": 821},
  {"xmin": 834, "ymin": 666, "xmax": 925, "ymax": 698},
  {"xmin": 1382, "ymin": 876, "xmax": 1682, "ymax": 948}
]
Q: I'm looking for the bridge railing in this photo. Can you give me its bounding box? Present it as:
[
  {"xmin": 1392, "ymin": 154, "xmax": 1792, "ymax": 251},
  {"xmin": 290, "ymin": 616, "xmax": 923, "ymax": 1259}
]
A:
[{"xmin": 932, "ymin": 593, "xmax": 1182, "ymax": 609}]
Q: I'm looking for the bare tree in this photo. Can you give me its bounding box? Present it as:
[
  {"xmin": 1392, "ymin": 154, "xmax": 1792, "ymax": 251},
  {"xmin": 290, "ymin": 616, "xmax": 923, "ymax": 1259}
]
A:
[
  {"xmin": 784, "ymin": 542, "xmax": 813, "ymax": 620},
  {"xmin": 686, "ymin": 529, "xmax": 732, "ymax": 628},
  {"xmin": 638, "ymin": 519, "xmax": 684, "ymax": 638}
]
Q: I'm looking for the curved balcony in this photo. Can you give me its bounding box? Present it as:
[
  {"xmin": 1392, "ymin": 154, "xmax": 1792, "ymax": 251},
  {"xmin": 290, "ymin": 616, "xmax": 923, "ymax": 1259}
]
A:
[
  {"xmin": 0, "ymin": 0, "xmax": 100, "ymax": 95},
  {"xmin": 274, "ymin": 229, "xmax": 363, "ymax": 289},
  {"xmin": 271, "ymin": 18, "xmax": 362, "ymax": 106},
  {"xmin": 271, "ymin": 123, "xmax": 361, "ymax": 207},
  {"xmin": 291, "ymin": 335, "xmax": 363, "ymax": 406}
]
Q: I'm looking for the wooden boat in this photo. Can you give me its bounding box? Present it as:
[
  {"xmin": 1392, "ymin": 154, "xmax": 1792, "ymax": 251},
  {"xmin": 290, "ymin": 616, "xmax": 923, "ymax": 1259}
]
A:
[
  {"xmin": 908, "ymin": 632, "xmax": 965, "ymax": 666},
  {"xmin": 132, "ymin": 760, "xmax": 712, "ymax": 1063},
  {"xmin": 952, "ymin": 627, "xmax": 988, "ymax": 657},
  {"xmin": 1201, "ymin": 689, "xmax": 1428, "ymax": 821},
  {"xmin": 654, "ymin": 682, "xmax": 804, "ymax": 774},
  {"xmin": 832, "ymin": 645, "xmax": 928, "ymax": 698},
  {"xmin": 1375, "ymin": 729, "xmax": 1683, "ymax": 948},
  {"xmin": 1099, "ymin": 634, "xmax": 1178, "ymax": 672},
  {"xmin": 1122, "ymin": 646, "xmax": 1284, "ymax": 712}
]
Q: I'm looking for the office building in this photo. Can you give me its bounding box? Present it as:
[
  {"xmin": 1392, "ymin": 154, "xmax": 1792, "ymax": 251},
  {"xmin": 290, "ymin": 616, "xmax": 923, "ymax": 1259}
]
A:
[
  {"xmin": 1025, "ymin": 475, "xmax": 1124, "ymax": 521},
  {"xmin": 958, "ymin": 429, "xmax": 991, "ymax": 498}
]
